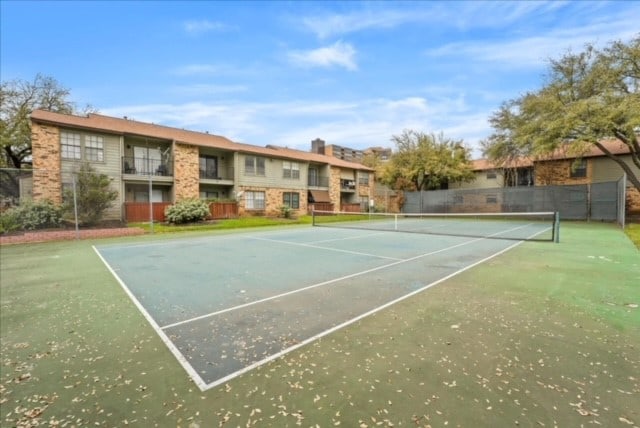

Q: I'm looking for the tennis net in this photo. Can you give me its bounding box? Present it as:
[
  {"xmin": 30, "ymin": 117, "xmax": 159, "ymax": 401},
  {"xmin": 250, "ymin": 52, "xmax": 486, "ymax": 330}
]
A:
[{"xmin": 312, "ymin": 210, "xmax": 560, "ymax": 242}]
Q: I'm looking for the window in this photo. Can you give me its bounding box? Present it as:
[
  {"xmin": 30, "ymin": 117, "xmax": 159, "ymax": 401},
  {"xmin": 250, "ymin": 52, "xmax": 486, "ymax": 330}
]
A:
[
  {"xmin": 200, "ymin": 156, "xmax": 218, "ymax": 179},
  {"xmin": 200, "ymin": 190, "xmax": 219, "ymax": 199},
  {"xmin": 61, "ymin": 132, "xmax": 81, "ymax": 160},
  {"xmin": 245, "ymin": 156, "xmax": 266, "ymax": 176},
  {"xmin": 85, "ymin": 135, "xmax": 104, "ymax": 161},
  {"xmin": 283, "ymin": 192, "xmax": 300, "ymax": 209},
  {"xmin": 358, "ymin": 172, "xmax": 369, "ymax": 186},
  {"xmin": 282, "ymin": 161, "xmax": 300, "ymax": 179},
  {"xmin": 245, "ymin": 191, "xmax": 265, "ymax": 210},
  {"xmin": 486, "ymin": 195, "xmax": 498, "ymax": 204},
  {"xmin": 486, "ymin": 171, "xmax": 497, "ymax": 179},
  {"xmin": 570, "ymin": 159, "xmax": 587, "ymax": 178}
]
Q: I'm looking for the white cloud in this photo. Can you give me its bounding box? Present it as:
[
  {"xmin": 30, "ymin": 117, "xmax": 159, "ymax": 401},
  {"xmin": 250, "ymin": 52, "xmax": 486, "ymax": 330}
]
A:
[
  {"xmin": 101, "ymin": 94, "xmax": 491, "ymax": 157},
  {"xmin": 183, "ymin": 20, "xmax": 228, "ymax": 35},
  {"xmin": 425, "ymin": 15, "xmax": 640, "ymax": 68},
  {"xmin": 288, "ymin": 41, "xmax": 357, "ymax": 71},
  {"xmin": 299, "ymin": 2, "xmax": 574, "ymax": 39}
]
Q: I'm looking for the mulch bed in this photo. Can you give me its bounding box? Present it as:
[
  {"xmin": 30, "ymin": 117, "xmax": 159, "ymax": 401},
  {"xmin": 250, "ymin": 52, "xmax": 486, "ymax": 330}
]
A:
[{"xmin": 0, "ymin": 227, "xmax": 145, "ymax": 245}]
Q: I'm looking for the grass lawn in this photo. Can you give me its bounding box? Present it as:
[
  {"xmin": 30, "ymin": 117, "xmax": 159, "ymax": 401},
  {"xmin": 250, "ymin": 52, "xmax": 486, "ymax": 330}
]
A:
[{"xmin": 1, "ymin": 222, "xmax": 638, "ymax": 427}]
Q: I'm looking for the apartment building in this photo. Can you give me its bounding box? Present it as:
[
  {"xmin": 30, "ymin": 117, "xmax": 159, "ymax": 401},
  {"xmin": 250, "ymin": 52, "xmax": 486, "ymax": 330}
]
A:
[
  {"xmin": 29, "ymin": 110, "xmax": 374, "ymax": 221},
  {"xmin": 450, "ymin": 139, "xmax": 640, "ymax": 215}
]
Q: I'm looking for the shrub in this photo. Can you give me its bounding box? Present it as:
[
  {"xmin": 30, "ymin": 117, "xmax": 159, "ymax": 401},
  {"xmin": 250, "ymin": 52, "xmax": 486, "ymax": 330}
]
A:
[
  {"xmin": 279, "ymin": 205, "xmax": 292, "ymax": 219},
  {"xmin": 63, "ymin": 163, "xmax": 118, "ymax": 226},
  {"xmin": 165, "ymin": 199, "xmax": 210, "ymax": 224},
  {"xmin": 0, "ymin": 200, "xmax": 63, "ymax": 232},
  {"xmin": 0, "ymin": 209, "xmax": 20, "ymax": 233}
]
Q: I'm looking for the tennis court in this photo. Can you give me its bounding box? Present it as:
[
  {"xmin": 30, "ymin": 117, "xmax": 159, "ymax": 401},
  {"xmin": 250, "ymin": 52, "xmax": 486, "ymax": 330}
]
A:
[{"xmin": 94, "ymin": 213, "xmax": 555, "ymax": 391}]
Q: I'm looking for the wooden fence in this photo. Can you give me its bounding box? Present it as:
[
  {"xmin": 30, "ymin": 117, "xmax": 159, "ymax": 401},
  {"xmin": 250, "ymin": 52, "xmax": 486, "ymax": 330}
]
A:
[
  {"xmin": 124, "ymin": 202, "xmax": 171, "ymax": 222},
  {"xmin": 308, "ymin": 202, "xmax": 334, "ymax": 214},
  {"xmin": 124, "ymin": 201, "xmax": 239, "ymax": 223},
  {"xmin": 209, "ymin": 202, "xmax": 238, "ymax": 219}
]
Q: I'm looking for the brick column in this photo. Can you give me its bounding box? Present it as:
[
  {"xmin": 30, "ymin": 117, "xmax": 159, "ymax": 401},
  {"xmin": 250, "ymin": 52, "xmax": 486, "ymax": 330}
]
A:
[
  {"xmin": 173, "ymin": 143, "xmax": 200, "ymax": 201},
  {"xmin": 329, "ymin": 167, "xmax": 341, "ymax": 211},
  {"xmin": 31, "ymin": 122, "xmax": 62, "ymax": 203}
]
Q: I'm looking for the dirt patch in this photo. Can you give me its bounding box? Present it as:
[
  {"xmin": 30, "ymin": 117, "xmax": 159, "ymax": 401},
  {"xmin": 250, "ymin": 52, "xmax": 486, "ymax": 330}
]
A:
[{"xmin": 0, "ymin": 227, "xmax": 145, "ymax": 245}]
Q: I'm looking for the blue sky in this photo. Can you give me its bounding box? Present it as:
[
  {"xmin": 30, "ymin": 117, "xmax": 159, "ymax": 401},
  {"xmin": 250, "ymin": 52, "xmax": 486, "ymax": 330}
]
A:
[{"xmin": 2, "ymin": 1, "xmax": 638, "ymax": 157}]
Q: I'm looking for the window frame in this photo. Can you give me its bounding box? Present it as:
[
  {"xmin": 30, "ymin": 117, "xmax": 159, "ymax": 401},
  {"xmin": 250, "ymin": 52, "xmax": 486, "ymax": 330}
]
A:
[
  {"xmin": 282, "ymin": 161, "xmax": 300, "ymax": 179},
  {"xmin": 245, "ymin": 156, "xmax": 266, "ymax": 176},
  {"xmin": 84, "ymin": 135, "xmax": 104, "ymax": 162},
  {"xmin": 358, "ymin": 172, "xmax": 369, "ymax": 186},
  {"xmin": 570, "ymin": 159, "xmax": 587, "ymax": 178},
  {"xmin": 61, "ymin": 132, "xmax": 82, "ymax": 160},
  {"xmin": 282, "ymin": 192, "xmax": 300, "ymax": 209},
  {"xmin": 245, "ymin": 191, "xmax": 265, "ymax": 210}
]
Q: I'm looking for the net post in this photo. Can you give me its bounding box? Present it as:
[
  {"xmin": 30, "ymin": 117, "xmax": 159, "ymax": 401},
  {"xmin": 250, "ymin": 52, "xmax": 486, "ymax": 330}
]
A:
[
  {"xmin": 312, "ymin": 210, "xmax": 316, "ymax": 226},
  {"xmin": 553, "ymin": 211, "xmax": 560, "ymax": 243}
]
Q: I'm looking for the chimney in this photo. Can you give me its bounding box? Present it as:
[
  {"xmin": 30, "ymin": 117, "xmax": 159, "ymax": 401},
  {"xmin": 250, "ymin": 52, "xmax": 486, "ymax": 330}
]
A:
[{"xmin": 311, "ymin": 138, "xmax": 325, "ymax": 154}]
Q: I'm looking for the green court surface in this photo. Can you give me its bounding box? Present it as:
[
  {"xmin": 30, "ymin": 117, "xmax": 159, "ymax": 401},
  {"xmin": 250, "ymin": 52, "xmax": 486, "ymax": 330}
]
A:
[
  {"xmin": 1, "ymin": 222, "xmax": 638, "ymax": 427},
  {"xmin": 94, "ymin": 225, "xmax": 541, "ymax": 389}
]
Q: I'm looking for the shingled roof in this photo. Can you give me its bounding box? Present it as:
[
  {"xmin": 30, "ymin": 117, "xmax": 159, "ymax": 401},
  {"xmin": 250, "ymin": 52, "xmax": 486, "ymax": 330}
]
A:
[
  {"xmin": 471, "ymin": 139, "xmax": 635, "ymax": 171},
  {"xmin": 30, "ymin": 109, "xmax": 373, "ymax": 171}
]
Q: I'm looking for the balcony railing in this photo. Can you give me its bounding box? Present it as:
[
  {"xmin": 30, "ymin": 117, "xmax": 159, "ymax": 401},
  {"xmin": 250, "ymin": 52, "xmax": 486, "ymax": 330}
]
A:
[
  {"xmin": 199, "ymin": 166, "xmax": 234, "ymax": 181},
  {"xmin": 308, "ymin": 175, "xmax": 329, "ymax": 187},
  {"xmin": 123, "ymin": 156, "xmax": 173, "ymax": 177},
  {"xmin": 340, "ymin": 179, "xmax": 356, "ymax": 191}
]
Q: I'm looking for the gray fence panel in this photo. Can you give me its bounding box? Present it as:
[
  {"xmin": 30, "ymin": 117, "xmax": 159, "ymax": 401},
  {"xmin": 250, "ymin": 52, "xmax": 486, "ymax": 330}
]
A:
[
  {"xmin": 402, "ymin": 181, "xmax": 618, "ymax": 222},
  {"xmin": 591, "ymin": 182, "xmax": 617, "ymax": 221}
]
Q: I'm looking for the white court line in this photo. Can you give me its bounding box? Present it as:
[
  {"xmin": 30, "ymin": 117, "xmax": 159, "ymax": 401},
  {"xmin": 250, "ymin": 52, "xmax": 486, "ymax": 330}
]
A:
[
  {"xmin": 160, "ymin": 222, "xmax": 533, "ymax": 331},
  {"xmin": 307, "ymin": 231, "xmax": 390, "ymax": 244},
  {"xmin": 92, "ymin": 246, "xmax": 208, "ymax": 391},
  {"xmin": 200, "ymin": 227, "xmax": 547, "ymax": 390},
  {"xmin": 98, "ymin": 222, "xmax": 549, "ymax": 392},
  {"xmin": 250, "ymin": 236, "xmax": 402, "ymax": 261}
]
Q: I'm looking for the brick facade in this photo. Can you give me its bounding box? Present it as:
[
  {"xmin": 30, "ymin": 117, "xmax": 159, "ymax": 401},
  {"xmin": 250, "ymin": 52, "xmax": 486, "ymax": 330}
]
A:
[
  {"xmin": 237, "ymin": 186, "xmax": 309, "ymax": 217},
  {"xmin": 535, "ymin": 159, "xmax": 591, "ymax": 185},
  {"xmin": 173, "ymin": 143, "xmax": 199, "ymax": 201},
  {"xmin": 329, "ymin": 167, "xmax": 342, "ymax": 211},
  {"xmin": 627, "ymin": 186, "xmax": 640, "ymax": 217},
  {"xmin": 31, "ymin": 122, "xmax": 62, "ymax": 203}
]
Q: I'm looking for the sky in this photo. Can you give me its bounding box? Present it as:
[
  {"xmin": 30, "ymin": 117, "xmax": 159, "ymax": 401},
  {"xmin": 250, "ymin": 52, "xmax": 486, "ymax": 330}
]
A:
[{"xmin": 1, "ymin": 1, "xmax": 638, "ymax": 158}]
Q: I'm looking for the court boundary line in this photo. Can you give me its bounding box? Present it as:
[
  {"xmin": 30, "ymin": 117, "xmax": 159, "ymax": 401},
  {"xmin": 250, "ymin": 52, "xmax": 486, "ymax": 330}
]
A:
[
  {"xmin": 250, "ymin": 236, "xmax": 403, "ymax": 261},
  {"xmin": 160, "ymin": 223, "xmax": 536, "ymax": 331},
  {"xmin": 92, "ymin": 246, "xmax": 208, "ymax": 391},
  {"xmin": 199, "ymin": 229, "xmax": 540, "ymax": 390},
  {"xmin": 97, "ymin": 223, "xmax": 549, "ymax": 392}
]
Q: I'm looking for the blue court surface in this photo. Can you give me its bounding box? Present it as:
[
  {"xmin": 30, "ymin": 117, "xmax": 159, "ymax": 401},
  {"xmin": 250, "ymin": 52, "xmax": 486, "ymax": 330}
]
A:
[{"xmin": 94, "ymin": 222, "xmax": 550, "ymax": 391}]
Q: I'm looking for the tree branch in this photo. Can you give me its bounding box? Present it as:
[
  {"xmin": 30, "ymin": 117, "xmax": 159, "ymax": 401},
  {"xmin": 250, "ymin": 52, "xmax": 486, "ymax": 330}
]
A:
[{"xmin": 594, "ymin": 141, "xmax": 640, "ymax": 192}]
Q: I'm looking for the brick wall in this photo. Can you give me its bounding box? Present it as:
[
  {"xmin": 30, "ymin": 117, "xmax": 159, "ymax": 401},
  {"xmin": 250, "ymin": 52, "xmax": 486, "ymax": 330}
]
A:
[
  {"xmin": 31, "ymin": 122, "xmax": 62, "ymax": 203},
  {"xmin": 329, "ymin": 167, "xmax": 342, "ymax": 210},
  {"xmin": 173, "ymin": 143, "xmax": 199, "ymax": 201},
  {"xmin": 535, "ymin": 159, "xmax": 591, "ymax": 185},
  {"xmin": 627, "ymin": 186, "xmax": 640, "ymax": 216},
  {"xmin": 237, "ymin": 187, "xmax": 308, "ymax": 217}
]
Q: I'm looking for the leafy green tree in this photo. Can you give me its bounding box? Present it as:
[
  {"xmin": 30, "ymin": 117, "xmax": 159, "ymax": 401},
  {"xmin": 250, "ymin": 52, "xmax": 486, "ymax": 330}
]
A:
[
  {"xmin": 1, "ymin": 74, "xmax": 76, "ymax": 169},
  {"xmin": 1, "ymin": 74, "xmax": 94, "ymax": 200},
  {"xmin": 483, "ymin": 36, "xmax": 640, "ymax": 191},
  {"xmin": 382, "ymin": 130, "xmax": 474, "ymax": 190},
  {"xmin": 63, "ymin": 163, "xmax": 118, "ymax": 226}
]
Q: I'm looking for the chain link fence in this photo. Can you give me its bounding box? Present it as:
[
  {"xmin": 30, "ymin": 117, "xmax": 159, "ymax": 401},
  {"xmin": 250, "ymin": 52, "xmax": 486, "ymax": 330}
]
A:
[{"xmin": 402, "ymin": 180, "xmax": 625, "ymax": 225}]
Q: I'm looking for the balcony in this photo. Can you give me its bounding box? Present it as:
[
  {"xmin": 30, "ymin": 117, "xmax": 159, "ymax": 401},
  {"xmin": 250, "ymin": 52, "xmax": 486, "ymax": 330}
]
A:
[
  {"xmin": 340, "ymin": 179, "xmax": 356, "ymax": 192},
  {"xmin": 122, "ymin": 156, "xmax": 173, "ymax": 177},
  {"xmin": 308, "ymin": 174, "xmax": 329, "ymax": 188},
  {"xmin": 199, "ymin": 166, "xmax": 234, "ymax": 181}
]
